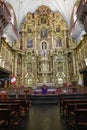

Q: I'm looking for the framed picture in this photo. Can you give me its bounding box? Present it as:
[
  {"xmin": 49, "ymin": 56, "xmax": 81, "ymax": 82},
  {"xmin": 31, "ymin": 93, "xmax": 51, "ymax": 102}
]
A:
[
  {"xmin": 27, "ymin": 39, "xmax": 33, "ymax": 48},
  {"xmin": 56, "ymin": 39, "xmax": 62, "ymax": 47},
  {"xmin": 41, "ymin": 28, "xmax": 47, "ymax": 38}
]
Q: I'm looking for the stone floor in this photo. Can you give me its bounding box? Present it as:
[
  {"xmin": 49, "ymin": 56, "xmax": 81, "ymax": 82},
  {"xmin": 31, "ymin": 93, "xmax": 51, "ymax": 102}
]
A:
[
  {"xmin": 25, "ymin": 104, "xmax": 70, "ymax": 130},
  {"xmin": 12, "ymin": 104, "xmax": 87, "ymax": 130}
]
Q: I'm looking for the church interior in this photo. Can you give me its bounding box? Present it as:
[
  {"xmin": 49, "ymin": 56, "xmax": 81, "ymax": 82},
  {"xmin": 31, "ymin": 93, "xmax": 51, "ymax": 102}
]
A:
[{"xmin": 0, "ymin": 0, "xmax": 87, "ymax": 130}]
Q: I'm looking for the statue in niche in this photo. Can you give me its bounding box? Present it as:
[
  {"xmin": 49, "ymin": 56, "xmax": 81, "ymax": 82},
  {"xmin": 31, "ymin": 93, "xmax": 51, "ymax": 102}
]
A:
[
  {"xmin": 27, "ymin": 39, "xmax": 33, "ymax": 48},
  {"xmin": 28, "ymin": 28, "xmax": 32, "ymax": 33},
  {"xmin": 41, "ymin": 17, "xmax": 46, "ymax": 24},
  {"xmin": 41, "ymin": 63, "xmax": 48, "ymax": 71},
  {"xmin": 56, "ymin": 39, "xmax": 62, "ymax": 47},
  {"xmin": 42, "ymin": 63, "xmax": 46, "ymax": 71},
  {"xmin": 40, "ymin": 50, "xmax": 47, "ymax": 57},
  {"xmin": 42, "ymin": 42, "xmax": 47, "ymax": 50},
  {"xmin": 41, "ymin": 28, "xmax": 47, "ymax": 38},
  {"xmin": 66, "ymin": 38, "xmax": 69, "ymax": 48},
  {"xmin": 56, "ymin": 26, "xmax": 60, "ymax": 32}
]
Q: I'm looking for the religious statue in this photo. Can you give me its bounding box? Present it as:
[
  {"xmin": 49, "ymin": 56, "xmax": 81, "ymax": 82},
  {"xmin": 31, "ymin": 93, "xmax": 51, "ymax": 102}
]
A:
[{"xmin": 41, "ymin": 28, "xmax": 47, "ymax": 38}]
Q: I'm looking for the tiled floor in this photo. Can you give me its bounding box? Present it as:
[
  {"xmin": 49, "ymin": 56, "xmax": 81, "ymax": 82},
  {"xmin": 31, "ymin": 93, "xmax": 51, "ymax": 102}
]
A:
[{"xmin": 25, "ymin": 104, "xmax": 69, "ymax": 130}]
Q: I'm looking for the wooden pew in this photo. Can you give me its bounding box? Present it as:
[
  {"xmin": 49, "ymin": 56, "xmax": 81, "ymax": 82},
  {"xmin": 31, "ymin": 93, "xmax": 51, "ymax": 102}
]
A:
[
  {"xmin": 0, "ymin": 107, "xmax": 23, "ymax": 130},
  {"xmin": 0, "ymin": 109, "xmax": 10, "ymax": 129},
  {"xmin": 59, "ymin": 99, "xmax": 87, "ymax": 116},
  {"xmin": 70, "ymin": 109, "xmax": 87, "ymax": 129},
  {"xmin": 0, "ymin": 99, "xmax": 29, "ymax": 117},
  {"xmin": 64, "ymin": 103, "xmax": 87, "ymax": 122}
]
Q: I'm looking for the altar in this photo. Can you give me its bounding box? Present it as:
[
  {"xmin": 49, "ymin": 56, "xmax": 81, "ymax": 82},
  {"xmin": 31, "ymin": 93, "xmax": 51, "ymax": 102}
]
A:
[{"xmin": 36, "ymin": 82, "xmax": 55, "ymax": 87}]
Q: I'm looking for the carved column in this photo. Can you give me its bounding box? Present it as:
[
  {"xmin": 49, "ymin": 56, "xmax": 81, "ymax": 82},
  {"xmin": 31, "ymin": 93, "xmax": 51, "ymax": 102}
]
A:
[
  {"xmin": 66, "ymin": 54, "xmax": 69, "ymax": 86},
  {"xmin": 72, "ymin": 51, "xmax": 76, "ymax": 77},
  {"xmin": 14, "ymin": 53, "xmax": 18, "ymax": 76},
  {"xmin": 34, "ymin": 22, "xmax": 37, "ymax": 50}
]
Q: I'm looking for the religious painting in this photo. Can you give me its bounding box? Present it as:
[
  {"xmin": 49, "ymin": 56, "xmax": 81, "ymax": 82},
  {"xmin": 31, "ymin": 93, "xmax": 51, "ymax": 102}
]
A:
[
  {"xmin": 56, "ymin": 39, "xmax": 62, "ymax": 47},
  {"xmin": 27, "ymin": 39, "xmax": 33, "ymax": 48},
  {"xmin": 41, "ymin": 28, "xmax": 47, "ymax": 38}
]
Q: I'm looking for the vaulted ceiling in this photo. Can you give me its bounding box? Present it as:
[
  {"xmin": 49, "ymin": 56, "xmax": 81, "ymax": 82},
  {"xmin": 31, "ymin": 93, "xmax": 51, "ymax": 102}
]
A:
[
  {"xmin": 7, "ymin": 0, "xmax": 76, "ymax": 29},
  {"xmin": 0, "ymin": 0, "xmax": 87, "ymax": 44}
]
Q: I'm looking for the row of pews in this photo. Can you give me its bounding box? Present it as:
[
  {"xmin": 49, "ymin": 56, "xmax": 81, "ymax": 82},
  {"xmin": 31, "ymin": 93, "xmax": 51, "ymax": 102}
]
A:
[
  {"xmin": 0, "ymin": 98, "xmax": 30, "ymax": 130},
  {"xmin": 59, "ymin": 96, "xmax": 87, "ymax": 129}
]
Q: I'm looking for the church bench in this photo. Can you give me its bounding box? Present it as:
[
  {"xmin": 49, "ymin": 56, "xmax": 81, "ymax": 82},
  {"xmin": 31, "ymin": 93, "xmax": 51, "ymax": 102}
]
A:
[
  {"xmin": 70, "ymin": 109, "xmax": 87, "ymax": 129},
  {"xmin": 0, "ymin": 108, "xmax": 10, "ymax": 129},
  {"xmin": 0, "ymin": 99, "xmax": 29, "ymax": 117},
  {"xmin": 59, "ymin": 99, "xmax": 87, "ymax": 116},
  {"xmin": 0, "ymin": 103, "xmax": 21, "ymax": 117},
  {"xmin": 0, "ymin": 108, "xmax": 23, "ymax": 130},
  {"xmin": 64, "ymin": 103, "xmax": 87, "ymax": 122}
]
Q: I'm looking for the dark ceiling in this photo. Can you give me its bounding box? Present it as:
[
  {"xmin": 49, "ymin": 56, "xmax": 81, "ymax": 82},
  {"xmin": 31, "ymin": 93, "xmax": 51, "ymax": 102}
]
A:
[{"xmin": 0, "ymin": 67, "xmax": 11, "ymax": 79}]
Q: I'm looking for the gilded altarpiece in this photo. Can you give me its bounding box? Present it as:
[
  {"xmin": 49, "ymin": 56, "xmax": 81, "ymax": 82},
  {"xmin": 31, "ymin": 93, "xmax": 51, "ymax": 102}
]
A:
[{"xmin": 19, "ymin": 6, "xmax": 71, "ymax": 87}]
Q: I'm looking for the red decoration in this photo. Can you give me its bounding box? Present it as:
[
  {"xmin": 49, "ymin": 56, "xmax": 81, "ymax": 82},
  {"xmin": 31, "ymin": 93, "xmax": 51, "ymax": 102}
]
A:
[
  {"xmin": 63, "ymin": 82, "xmax": 67, "ymax": 87},
  {"xmin": 11, "ymin": 75, "xmax": 16, "ymax": 86}
]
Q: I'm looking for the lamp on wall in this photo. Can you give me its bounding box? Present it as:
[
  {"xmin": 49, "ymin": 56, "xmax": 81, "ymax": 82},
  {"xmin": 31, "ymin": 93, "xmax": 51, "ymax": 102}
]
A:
[
  {"xmin": 2, "ymin": 59, "xmax": 5, "ymax": 68},
  {"xmin": 85, "ymin": 58, "xmax": 87, "ymax": 66},
  {"xmin": 0, "ymin": 55, "xmax": 2, "ymax": 66}
]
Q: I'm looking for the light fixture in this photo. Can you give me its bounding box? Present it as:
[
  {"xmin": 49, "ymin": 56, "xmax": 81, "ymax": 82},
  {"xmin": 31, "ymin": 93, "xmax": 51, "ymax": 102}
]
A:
[
  {"xmin": 2, "ymin": 59, "xmax": 5, "ymax": 68},
  {"xmin": 85, "ymin": 58, "xmax": 87, "ymax": 66},
  {"xmin": 0, "ymin": 55, "xmax": 2, "ymax": 63}
]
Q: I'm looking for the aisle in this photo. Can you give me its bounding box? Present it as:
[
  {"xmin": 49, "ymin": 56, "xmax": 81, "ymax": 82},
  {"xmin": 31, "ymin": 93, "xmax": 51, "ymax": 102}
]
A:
[{"xmin": 26, "ymin": 105, "xmax": 68, "ymax": 130}]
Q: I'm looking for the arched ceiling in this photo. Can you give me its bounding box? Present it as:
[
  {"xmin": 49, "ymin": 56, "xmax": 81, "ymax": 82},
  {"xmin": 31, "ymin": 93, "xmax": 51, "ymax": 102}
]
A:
[
  {"xmin": 6, "ymin": 0, "xmax": 77, "ymax": 30},
  {"xmin": 2, "ymin": 0, "xmax": 86, "ymax": 44},
  {"xmin": 70, "ymin": 0, "xmax": 86, "ymax": 43}
]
